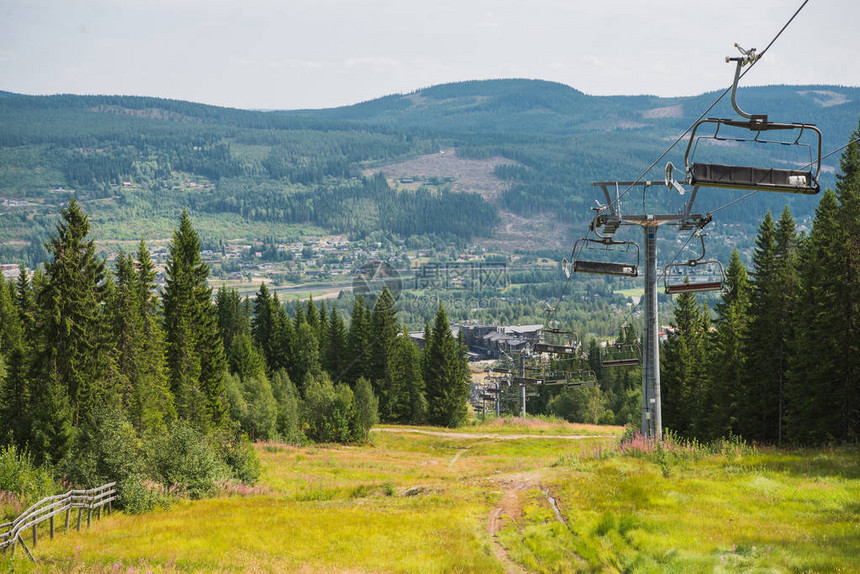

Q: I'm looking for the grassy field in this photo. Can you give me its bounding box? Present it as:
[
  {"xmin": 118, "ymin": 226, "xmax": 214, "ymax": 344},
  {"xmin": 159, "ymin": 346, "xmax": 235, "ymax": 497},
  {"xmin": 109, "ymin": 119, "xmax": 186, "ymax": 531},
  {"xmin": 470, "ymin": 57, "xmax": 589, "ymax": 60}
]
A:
[{"xmin": 5, "ymin": 420, "xmax": 859, "ymax": 573}]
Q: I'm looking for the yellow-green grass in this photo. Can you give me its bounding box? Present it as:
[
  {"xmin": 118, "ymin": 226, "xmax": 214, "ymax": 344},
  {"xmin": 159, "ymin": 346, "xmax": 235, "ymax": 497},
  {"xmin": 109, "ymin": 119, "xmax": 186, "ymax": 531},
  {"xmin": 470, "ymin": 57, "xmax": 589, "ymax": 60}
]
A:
[
  {"xmin": 15, "ymin": 423, "xmax": 608, "ymax": 572},
  {"xmin": 500, "ymin": 446, "xmax": 860, "ymax": 573},
  {"xmin": 6, "ymin": 426, "xmax": 858, "ymax": 573}
]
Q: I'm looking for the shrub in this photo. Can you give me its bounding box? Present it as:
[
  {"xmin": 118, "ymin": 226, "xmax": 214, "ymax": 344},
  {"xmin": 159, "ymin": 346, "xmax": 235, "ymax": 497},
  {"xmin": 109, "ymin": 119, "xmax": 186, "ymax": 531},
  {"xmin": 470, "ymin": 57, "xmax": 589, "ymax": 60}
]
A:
[
  {"xmin": 117, "ymin": 473, "xmax": 177, "ymax": 514},
  {"xmin": 271, "ymin": 369, "xmax": 303, "ymax": 443},
  {"xmin": 241, "ymin": 374, "xmax": 278, "ymax": 440},
  {"xmin": 62, "ymin": 404, "xmax": 142, "ymax": 489},
  {"xmin": 209, "ymin": 426, "xmax": 261, "ymax": 485},
  {"xmin": 0, "ymin": 445, "xmax": 57, "ymax": 519},
  {"xmin": 352, "ymin": 377, "xmax": 379, "ymax": 442},
  {"xmin": 147, "ymin": 421, "xmax": 223, "ymax": 499},
  {"xmin": 304, "ymin": 373, "xmax": 364, "ymax": 443}
]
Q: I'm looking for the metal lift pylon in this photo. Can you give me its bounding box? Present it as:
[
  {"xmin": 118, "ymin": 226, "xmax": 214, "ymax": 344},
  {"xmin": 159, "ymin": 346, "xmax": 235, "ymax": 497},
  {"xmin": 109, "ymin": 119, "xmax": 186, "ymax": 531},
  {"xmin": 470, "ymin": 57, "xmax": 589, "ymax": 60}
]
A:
[{"xmin": 590, "ymin": 181, "xmax": 711, "ymax": 439}]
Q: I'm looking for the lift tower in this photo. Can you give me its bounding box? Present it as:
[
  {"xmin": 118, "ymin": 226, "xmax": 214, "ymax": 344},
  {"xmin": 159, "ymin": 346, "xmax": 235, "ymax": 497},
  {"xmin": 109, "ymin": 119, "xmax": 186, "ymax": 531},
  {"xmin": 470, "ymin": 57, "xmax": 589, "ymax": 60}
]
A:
[{"xmin": 585, "ymin": 181, "xmax": 710, "ymax": 438}]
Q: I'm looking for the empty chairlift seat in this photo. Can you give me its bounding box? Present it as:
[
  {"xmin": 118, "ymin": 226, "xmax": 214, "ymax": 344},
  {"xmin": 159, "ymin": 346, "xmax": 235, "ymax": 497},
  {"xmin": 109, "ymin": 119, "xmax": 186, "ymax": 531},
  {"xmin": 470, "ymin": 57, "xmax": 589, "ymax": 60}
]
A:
[
  {"xmin": 570, "ymin": 237, "xmax": 640, "ymax": 278},
  {"xmin": 689, "ymin": 162, "xmax": 819, "ymax": 195}
]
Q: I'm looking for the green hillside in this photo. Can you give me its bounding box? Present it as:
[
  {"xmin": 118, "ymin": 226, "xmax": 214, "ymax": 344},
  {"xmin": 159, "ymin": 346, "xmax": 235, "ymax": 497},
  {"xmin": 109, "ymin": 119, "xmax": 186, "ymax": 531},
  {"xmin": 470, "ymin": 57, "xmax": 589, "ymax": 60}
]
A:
[{"xmin": 1, "ymin": 79, "xmax": 858, "ymax": 265}]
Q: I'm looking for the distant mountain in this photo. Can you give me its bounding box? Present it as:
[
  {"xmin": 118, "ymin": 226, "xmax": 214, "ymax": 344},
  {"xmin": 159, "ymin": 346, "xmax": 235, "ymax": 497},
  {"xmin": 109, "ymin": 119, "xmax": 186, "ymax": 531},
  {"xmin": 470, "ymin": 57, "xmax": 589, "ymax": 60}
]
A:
[{"xmin": 283, "ymin": 79, "xmax": 860, "ymax": 144}]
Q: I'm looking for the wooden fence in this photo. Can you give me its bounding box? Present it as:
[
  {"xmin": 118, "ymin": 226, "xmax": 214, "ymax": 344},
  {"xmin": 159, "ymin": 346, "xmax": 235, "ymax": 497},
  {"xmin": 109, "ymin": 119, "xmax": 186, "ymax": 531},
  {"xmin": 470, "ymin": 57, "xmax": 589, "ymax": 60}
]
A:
[{"xmin": 0, "ymin": 482, "xmax": 116, "ymax": 563}]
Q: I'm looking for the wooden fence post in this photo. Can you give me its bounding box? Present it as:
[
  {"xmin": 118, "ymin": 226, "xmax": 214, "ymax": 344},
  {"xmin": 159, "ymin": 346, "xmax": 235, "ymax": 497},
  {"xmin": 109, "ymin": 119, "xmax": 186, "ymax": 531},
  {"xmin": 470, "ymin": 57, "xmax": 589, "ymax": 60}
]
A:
[
  {"xmin": 87, "ymin": 506, "xmax": 92, "ymax": 528},
  {"xmin": 65, "ymin": 507, "xmax": 70, "ymax": 532},
  {"xmin": 77, "ymin": 507, "xmax": 82, "ymax": 531},
  {"xmin": 32, "ymin": 524, "xmax": 37, "ymax": 547},
  {"xmin": 50, "ymin": 516, "xmax": 54, "ymax": 540}
]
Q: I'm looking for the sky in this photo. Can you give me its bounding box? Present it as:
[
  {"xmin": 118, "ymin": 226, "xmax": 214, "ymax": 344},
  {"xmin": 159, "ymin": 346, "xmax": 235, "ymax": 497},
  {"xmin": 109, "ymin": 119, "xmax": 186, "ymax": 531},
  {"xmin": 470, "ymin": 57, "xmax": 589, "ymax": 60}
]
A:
[{"xmin": 1, "ymin": 0, "xmax": 858, "ymax": 111}]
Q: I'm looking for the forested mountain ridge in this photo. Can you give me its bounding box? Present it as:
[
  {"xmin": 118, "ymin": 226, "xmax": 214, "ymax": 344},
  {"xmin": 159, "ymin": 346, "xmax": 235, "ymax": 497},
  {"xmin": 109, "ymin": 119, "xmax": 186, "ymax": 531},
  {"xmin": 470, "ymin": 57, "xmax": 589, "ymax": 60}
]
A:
[
  {"xmin": 1, "ymin": 79, "xmax": 859, "ymax": 265},
  {"xmin": 285, "ymin": 79, "xmax": 859, "ymax": 140}
]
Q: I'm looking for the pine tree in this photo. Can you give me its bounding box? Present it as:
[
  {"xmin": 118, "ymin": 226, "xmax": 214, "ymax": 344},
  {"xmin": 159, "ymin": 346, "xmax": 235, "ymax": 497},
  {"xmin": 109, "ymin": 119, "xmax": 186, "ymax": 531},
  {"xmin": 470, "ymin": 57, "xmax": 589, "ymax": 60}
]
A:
[
  {"xmin": 0, "ymin": 274, "xmax": 30, "ymax": 446},
  {"xmin": 661, "ymin": 291, "xmax": 708, "ymax": 438},
  {"xmin": 162, "ymin": 209, "xmax": 227, "ymax": 429},
  {"xmin": 346, "ymin": 297, "xmax": 372, "ymax": 384},
  {"xmin": 788, "ymin": 127, "xmax": 860, "ymax": 442},
  {"xmin": 324, "ymin": 307, "xmax": 348, "ymax": 381},
  {"xmin": 424, "ymin": 305, "xmax": 470, "ymax": 427},
  {"xmin": 31, "ymin": 200, "xmax": 110, "ymax": 460},
  {"xmin": 216, "ymin": 286, "xmax": 248, "ymax": 355},
  {"xmin": 741, "ymin": 211, "xmax": 782, "ymax": 442},
  {"xmin": 370, "ymin": 286, "xmax": 399, "ymax": 415},
  {"xmin": 699, "ymin": 249, "xmax": 750, "ymax": 440},
  {"xmin": 251, "ymin": 283, "xmax": 278, "ymax": 371}
]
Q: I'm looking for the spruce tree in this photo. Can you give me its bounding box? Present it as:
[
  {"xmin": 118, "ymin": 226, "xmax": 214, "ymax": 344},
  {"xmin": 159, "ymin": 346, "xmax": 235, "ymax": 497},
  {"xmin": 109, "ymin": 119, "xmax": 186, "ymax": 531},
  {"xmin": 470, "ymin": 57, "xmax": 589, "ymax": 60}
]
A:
[
  {"xmin": 324, "ymin": 307, "xmax": 348, "ymax": 381},
  {"xmin": 661, "ymin": 291, "xmax": 708, "ymax": 438},
  {"xmin": 0, "ymin": 274, "xmax": 30, "ymax": 446},
  {"xmin": 273, "ymin": 297, "xmax": 296, "ymax": 378},
  {"xmin": 216, "ymin": 286, "xmax": 248, "ymax": 355},
  {"xmin": 788, "ymin": 193, "xmax": 842, "ymax": 442},
  {"xmin": 699, "ymin": 249, "xmax": 749, "ymax": 440},
  {"xmin": 370, "ymin": 286, "xmax": 399, "ymax": 414},
  {"xmin": 788, "ymin": 127, "xmax": 860, "ymax": 442},
  {"xmin": 741, "ymin": 211, "xmax": 782, "ymax": 442},
  {"xmin": 293, "ymin": 322, "xmax": 321, "ymax": 393},
  {"xmin": 38, "ymin": 200, "xmax": 111, "ymax": 418},
  {"xmin": 424, "ymin": 304, "xmax": 470, "ymax": 427},
  {"xmin": 251, "ymin": 283, "xmax": 277, "ymax": 371},
  {"xmin": 32, "ymin": 199, "xmax": 109, "ymax": 460},
  {"xmin": 346, "ymin": 297, "xmax": 372, "ymax": 384},
  {"xmin": 134, "ymin": 241, "xmax": 174, "ymax": 432},
  {"xmin": 834, "ymin": 129, "xmax": 860, "ymax": 441},
  {"xmin": 162, "ymin": 209, "xmax": 227, "ymax": 429}
]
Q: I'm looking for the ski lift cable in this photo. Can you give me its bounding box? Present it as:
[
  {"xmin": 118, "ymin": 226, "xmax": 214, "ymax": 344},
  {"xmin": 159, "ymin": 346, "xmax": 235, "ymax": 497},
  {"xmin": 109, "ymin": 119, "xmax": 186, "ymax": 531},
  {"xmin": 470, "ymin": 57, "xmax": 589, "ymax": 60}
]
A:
[{"xmin": 603, "ymin": 0, "xmax": 812, "ymax": 213}]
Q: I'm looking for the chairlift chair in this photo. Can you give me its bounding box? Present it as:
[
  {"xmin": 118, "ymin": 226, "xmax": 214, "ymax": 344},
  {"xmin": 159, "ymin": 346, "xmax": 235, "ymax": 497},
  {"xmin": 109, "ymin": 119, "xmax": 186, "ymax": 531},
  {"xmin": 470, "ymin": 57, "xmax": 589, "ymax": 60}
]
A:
[
  {"xmin": 601, "ymin": 343, "xmax": 641, "ymax": 368},
  {"xmin": 532, "ymin": 327, "xmax": 580, "ymax": 355},
  {"xmin": 683, "ymin": 45, "xmax": 822, "ymax": 195},
  {"xmin": 564, "ymin": 370, "xmax": 598, "ymax": 388},
  {"xmin": 569, "ymin": 237, "xmax": 639, "ymax": 278},
  {"xmin": 663, "ymin": 233, "xmax": 726, "ymax": 295}
]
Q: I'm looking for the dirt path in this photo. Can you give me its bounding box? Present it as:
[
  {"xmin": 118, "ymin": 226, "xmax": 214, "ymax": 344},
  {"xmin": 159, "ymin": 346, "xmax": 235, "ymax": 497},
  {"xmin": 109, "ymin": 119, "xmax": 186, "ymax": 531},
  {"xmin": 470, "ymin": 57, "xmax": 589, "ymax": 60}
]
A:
[
  {"xmin": 485, "ymin": 473, "xmax": 585, "ymax": 573},
  {"xmin": 374, "ymin": 426, "xmax": 597, "ymax": 572},
  {"xmin": 487, "ymin": 475, "xmax": 535, "ymax": 573},
  {"xmin": 371, "ymin": 428, "xmax": 612, "ymax": 441}
]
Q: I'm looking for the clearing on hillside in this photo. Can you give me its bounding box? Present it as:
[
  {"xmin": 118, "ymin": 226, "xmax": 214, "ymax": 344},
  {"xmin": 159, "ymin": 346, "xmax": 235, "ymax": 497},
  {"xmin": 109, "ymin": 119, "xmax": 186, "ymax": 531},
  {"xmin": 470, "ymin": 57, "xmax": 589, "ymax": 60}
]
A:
[{"xmin": 367, "ymin": 150, "xmax": 571, "ymax": 251}]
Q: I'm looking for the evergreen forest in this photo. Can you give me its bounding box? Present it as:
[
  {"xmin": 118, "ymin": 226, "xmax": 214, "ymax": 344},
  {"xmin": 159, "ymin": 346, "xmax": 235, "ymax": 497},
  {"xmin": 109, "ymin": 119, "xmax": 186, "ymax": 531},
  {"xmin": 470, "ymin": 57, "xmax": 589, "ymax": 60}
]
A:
[{"xmin": 0, "ymin": 203, "xmax": 471, "ymax": 512}]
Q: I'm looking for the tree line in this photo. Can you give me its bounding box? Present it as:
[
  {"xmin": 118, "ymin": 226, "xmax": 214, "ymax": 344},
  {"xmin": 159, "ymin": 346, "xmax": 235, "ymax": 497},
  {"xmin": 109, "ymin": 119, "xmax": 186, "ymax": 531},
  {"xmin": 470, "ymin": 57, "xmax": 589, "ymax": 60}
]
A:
[
  {"xmin": 0, "ymin": 201, "xmax": 471, "ymax": 508},
  {"xmin": 661, "ymin": 129, "xmax": 860, "ymax": 444}
]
